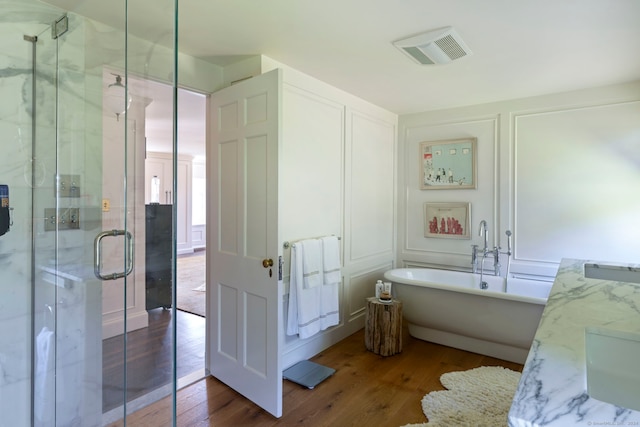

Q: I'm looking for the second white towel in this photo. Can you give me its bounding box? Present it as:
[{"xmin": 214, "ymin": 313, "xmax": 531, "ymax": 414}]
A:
[
  {"xmin": 321, "ymin": 236, "xmax": 341, "ymax": 286},
  {"xmin": 286, "ymin": 236, "xmax": 342, "ymax": 338},
  {"xmin": 320, "ymin": 236, "xmax": 340, "ymax": 329},
  {"xmin": 286, "ymin": 244, "xmax": 322, "ymax": 339},
  {"xmin": 300, "ymin": 239, "xmax": 323, "ymax": 289}
]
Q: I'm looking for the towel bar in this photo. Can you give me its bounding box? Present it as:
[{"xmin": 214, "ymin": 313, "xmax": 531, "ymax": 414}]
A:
[{"xmin": 283, "ymin": 236, "xmax": 340, "ymax": 249}]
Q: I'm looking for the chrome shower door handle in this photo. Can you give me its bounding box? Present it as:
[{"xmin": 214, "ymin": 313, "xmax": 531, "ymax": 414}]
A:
[{"xmin": 94, "ymin": 229, "xmax": 134, "ymax": 280}]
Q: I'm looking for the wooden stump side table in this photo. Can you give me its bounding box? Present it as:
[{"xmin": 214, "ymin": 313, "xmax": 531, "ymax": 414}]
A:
[{"xmin": 364, "ymin": 297, "xmax": 402, "ymax": 356}]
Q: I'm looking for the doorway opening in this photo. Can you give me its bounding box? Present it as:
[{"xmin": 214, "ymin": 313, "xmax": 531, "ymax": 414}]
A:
[{"xmin": 102, "ymin": 75, "xmax": 208, "ymax": 419}]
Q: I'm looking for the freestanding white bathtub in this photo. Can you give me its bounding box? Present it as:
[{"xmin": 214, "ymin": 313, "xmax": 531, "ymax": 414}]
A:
[{"xmin": 383, "ymin": 268, "xmax": 552, "ymax": 364}]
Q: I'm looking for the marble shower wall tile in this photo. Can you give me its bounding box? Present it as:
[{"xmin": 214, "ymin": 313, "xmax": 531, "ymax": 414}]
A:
[
  {"xmin": 0, "ymin": 19, "xmax": 41, "ymax": 427},
  {"xmin": 0, "ymin": 5, "xmax": 102, "ymax": 425}
]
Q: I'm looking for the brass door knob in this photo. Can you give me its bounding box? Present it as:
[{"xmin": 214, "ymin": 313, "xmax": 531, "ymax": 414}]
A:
[{"xmin": 262, "ymin": 258, "xmax": 274, "ymax": 268}]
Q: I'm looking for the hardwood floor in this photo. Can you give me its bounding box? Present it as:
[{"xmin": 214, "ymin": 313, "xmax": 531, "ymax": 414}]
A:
[
  {"xmin": 109, "ymin": 327, "xmax": 523, "ymax": 426},
  {"xmin": 102, "ymin": 308, "xmax": 206, "ymax": 413},
  {"xmin": 103, "ymin": 250, "xmax": 206, "ymax": 413}
]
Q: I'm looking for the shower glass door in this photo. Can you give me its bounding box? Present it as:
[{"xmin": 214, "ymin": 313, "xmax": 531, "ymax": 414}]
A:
[
  {"xmin": 0, "ymin": 0, "xmax": 178, "ymax": 425},
  {"xmin": 31, "ymin": 11, "xmax": 106, "ymax": 426}
]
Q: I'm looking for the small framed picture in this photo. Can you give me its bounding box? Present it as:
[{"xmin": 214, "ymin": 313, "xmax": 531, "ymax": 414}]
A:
[
  {"xmin": 420, "ymin": 138, "xmax": 477, "ymax": 190},
  {"xmin": 424, "ymin": 202, "xmax": 471, "ymax": 239}
]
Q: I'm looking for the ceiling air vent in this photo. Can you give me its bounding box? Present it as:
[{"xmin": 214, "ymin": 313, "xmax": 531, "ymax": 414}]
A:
[{"xmin": 393, "ymin": 27, "xmax": 472, "ymax": 65}]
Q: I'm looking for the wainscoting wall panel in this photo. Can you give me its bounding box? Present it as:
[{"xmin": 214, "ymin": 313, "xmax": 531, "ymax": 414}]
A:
[{"xmin": 398, "ymin": 81, "xmax": 640, "ymax": 277}]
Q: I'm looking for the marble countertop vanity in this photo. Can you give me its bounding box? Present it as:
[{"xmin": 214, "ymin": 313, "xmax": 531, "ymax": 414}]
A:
[{"xmin": 508, "ymin": 258, "xmax": 640, "ymax": 427}]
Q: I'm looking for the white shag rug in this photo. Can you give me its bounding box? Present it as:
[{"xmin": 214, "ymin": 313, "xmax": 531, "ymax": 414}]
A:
[{"xmin": 402, "ymin": 366, "xmax": 521, "ymax": 427}]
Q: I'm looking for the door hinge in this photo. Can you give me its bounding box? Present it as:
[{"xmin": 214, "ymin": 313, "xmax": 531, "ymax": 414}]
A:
[{"xmin": 52, "ymin": 15, "xmax": 68, "ymax": 40}]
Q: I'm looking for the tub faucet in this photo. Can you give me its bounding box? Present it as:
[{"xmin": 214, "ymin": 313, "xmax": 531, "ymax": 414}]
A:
[
  {"xmin": 472, "ymin": 220, "xmax": 489, "ymax": 274},
  {"xmin": 489, "ymin": 230, "xmax": 514, "ymax": 277},
  {"xmin": 471, "ymin": 244, "xmax": 479, "ymax": 273},
  {"xmin": 473, "ymin": 226, "xmax": 513, "ymax": 281},
  {"xmin": 480, "ymin": 245, "xmax": 497, "ymax": 288},
  {"xmin": 478, "ymin": 220, "xmax": 488, "ymax": 253},
  {"xmin": 493, "ymin": 247, "xmax": 501, "ymax": 277}
]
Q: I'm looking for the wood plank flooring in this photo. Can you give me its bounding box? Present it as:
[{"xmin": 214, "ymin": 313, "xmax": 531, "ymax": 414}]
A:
[
  {"xmin": 109, "ymin": 327, "xmax": 523, "ymax": 426},
  {"xmin": 102, "ymin": 308, "xmax": 206, "ymax": 412},
  {"xmin": 103, "ymin": 251, "xmax": 206, "ymax": 413},
  {"xmin": 175, "ymin": 250, "xmax": 206, "ymax": 317}
]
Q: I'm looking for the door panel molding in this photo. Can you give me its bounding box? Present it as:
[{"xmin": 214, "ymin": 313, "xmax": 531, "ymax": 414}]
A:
[{"xmin": 208, "ymin": 69, "xmax": 282, "ymax": 417}]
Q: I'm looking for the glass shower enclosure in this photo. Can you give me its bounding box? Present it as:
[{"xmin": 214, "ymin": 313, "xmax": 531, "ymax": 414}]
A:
[{"xmin": 0, "ymin": 0, "xmax": 179, "ymax": 425}]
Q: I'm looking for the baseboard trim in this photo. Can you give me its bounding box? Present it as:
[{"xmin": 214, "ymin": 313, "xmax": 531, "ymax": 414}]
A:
[{"xmin": 102, "ymin": 310, "xmax": 149, "ymax": 339}]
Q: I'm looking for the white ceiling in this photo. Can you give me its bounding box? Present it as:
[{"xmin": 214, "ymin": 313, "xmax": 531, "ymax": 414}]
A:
[{"xmin": 59, "ymin": 0, "xmax": 640, "ymax": 156}]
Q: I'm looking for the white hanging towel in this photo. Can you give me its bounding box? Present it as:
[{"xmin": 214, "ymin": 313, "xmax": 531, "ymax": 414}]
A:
[
  {"xmin": 286, "ymin": 242, "xmax": 322, "ymax": 339},
  {"xmin": 301, "ymin": 239, "xmax": 323, "ymax": 289},
  {"xmin": 321, "ymin": 236, "xmax": 341, "ymax": 286},
  {"xmin": 320, "ymin": 236, "xmax": 340, "ymax": 329}
]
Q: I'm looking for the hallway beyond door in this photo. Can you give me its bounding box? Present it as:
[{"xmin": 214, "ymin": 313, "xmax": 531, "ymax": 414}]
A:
[{"xmin": 176, "ymin": 249, "xmax": 206, "ymax": 317}]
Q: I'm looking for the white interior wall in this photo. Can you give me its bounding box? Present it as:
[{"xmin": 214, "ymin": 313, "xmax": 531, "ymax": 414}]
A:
[
  {"xmin": 191, "ymin": 159, "xmax": 206, "ymax": 248},
  {"xmin": 400, "ymin": 117, "xmax": 499, "ymax": 269},
  {"xmin": 192, "ymin": 159, "xmax": 206, "ymax": 225},
  {"xmin": 344, "ymin": 108, "xmax": 397, "ymax": 321},
  {"xmin": 280, "ymin": 85, "xmax": 344, "ymax": 265},
  {"xmin": 267, "ymin": 62, "xmax": 397, "ymax": 367},
  {"xmin": 513, "ymin": 101, "xmax": 640, "ymax": 265},
  {"xmin": 398, "ymin": 80, "xmax": 640, "ymax": 278},
  {"xmin": 280, "ymin": 82, "xmax": 344, "ymax": 354}
]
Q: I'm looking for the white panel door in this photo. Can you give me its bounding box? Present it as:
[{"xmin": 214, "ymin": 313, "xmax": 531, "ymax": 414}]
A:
[{"xmin": 208, "ymin": 69, "xmax": 282, "ymax": 417}]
